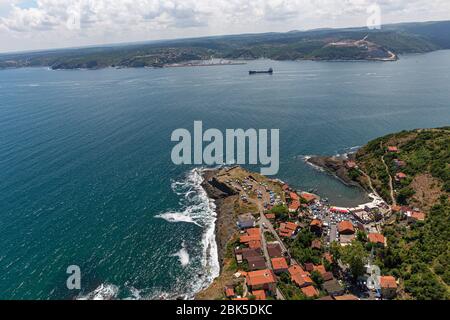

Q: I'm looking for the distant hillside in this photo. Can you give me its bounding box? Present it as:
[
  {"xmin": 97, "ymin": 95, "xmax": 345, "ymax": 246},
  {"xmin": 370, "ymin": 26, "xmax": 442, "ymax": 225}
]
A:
[
  {"xmin": 0, "ymin": 20, "xmax": 449, "ymax": 69},
  {"xmin": 355, "ymin": 127, "xmax": 449, "ymax": 208}
]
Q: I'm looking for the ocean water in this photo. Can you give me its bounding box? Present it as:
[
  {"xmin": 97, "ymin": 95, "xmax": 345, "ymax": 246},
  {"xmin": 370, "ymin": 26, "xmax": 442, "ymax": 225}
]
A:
[{"xmin": 0, "ymin": 50, "xmax": 449, "ymax": 299}]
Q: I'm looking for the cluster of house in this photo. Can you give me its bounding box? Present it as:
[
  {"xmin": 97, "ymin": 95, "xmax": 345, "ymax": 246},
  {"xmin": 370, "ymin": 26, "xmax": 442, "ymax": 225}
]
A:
[
  {"xmin": 391, "ymin": 205, "xmax": 426, "ymax": 222},
  {"xmin": 387, "ymin": 146, "xmax": 409, "ymax": 183}
]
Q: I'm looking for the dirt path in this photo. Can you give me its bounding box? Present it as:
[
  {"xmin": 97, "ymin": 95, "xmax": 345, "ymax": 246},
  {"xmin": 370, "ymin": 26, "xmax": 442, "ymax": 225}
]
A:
[{"xmin": 380, "ymin": 142, "xmax": 396, "ymax": 206}]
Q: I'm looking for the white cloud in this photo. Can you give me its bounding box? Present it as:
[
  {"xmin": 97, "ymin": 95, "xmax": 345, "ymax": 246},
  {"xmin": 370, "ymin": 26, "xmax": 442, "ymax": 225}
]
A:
[{"xmin": 0, "ymin": 0, "xmax": 449, "ymax": 52}]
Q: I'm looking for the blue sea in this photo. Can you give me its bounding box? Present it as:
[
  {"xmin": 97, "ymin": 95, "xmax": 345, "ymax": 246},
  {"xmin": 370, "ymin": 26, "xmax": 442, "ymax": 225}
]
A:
[{"xmin": 0, "ymin": 50, "xmax": 449, "ymax": 299}]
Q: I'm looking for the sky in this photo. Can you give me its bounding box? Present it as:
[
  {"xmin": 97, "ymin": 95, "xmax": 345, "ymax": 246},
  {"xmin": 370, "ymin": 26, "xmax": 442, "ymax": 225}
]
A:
[{"xmin": 0, "ymin": 0, "xmax": 449, "ymax": 53}]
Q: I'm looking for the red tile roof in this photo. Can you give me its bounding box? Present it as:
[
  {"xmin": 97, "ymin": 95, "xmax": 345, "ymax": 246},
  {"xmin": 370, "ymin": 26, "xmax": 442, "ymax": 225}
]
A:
[
  {"xmin": 311, "ymin": 239, "xmax": 322, "ymax": 249},
  {"xmin": 310, "ymin": 219, "xmax": 323, "ymax": 228},
  {"xmin": 290, "ymin": 192, "xmax": 300, "ymax": 201},
  {"xmin": 246, "ymin": 269, "xmax": 276, "ymax": 287},
  {"xmin": 265, "ymin": 213, "xmax": 275, "ymax": 220},
  {"xmin": 334, "ymin": 294, "xmax": 359, "ymax": 300},
  {"xmin": 388, "ymin": 146, "xmax": 399, "ymax": 152},
  {"xmin": 411, "ymin": 211, "xmax": 425, "ymax": 221},
  {"xmin": 252, "ymin": 290, "xmax": 266, "ymax": 300},
  {"xmin": 323, "ymin": 252, "xmax": 333, "ymax": 264},
  {"xmin": 338, "ymin": 220, "xmax": 355, "ymax": 234},
  {"xmin": 300, "ymin": 192, "xmax": 317, "ymax": 203},
  {"xmin": 225, "ymin": 287, "xmax": 235, "ymax": 297},
  {"xmin": 368, "ymin": 233, "xmax": 385, "ymax": 245},
  {"xmin": 248, "ymin": 240, "xmax": 262, "ymax": 249},
  {"xmin": 289, "ymin": 200, "xmax": 300, "ymax": 211},
  {"xmin": 313, "ymin": 265, "xmax": 327, "ymax": 276},
  {"xmin": 301, "ymin": 285, "xmax": 319, "ymax": 298},
  {"xmin": 271, "ymin": 257, "xmax": 288, "ymax": 271},
  {"xmin": 396, "ymin": 172, "xmax": 407, "ymax": 179},
  {"xmin": 380, "ymin": 276, "xmax": 397, "ymax": 289},
  {"xmin": 289, "ymin": 264, "xmax": 313, "ymax": 287}
]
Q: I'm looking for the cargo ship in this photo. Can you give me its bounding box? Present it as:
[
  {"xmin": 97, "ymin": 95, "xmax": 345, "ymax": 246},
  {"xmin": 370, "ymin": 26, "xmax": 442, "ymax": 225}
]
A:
[{"xmin": 249, "ymin": 68, "xmax": 273, "ymax": 75}]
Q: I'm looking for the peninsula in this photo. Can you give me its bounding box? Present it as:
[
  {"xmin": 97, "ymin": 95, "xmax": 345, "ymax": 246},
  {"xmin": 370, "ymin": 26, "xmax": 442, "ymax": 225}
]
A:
[{"xmin": 197, "ymin": 127, "xmax": 449, "ymax": 301}]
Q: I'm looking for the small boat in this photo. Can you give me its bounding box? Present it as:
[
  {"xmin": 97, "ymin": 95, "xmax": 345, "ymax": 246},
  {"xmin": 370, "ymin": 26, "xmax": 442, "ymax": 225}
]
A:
[{"xmin": 249, "ymin": 68, "xmax": 273, "ymax": 75}]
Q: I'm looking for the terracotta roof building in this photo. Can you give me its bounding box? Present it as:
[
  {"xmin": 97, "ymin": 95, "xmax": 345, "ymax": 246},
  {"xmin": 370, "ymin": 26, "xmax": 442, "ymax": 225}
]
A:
[
  {"xmin": 267, "ymin": 243, "xmax": 283, "ymax": 258},
  {"xmin": 379, "ymin": 276, "xmax": 397, "ymax": 299},
  {"xmin": 368, "ymin": 233, "xmax": 386, "ymax": 246},
  {"xmin": 301, "ymin": 285, "xmax": 319, "ymax": 298},
  {"xmin": 338, "ymin": 221, "xmax": 355, "ymax": 234},
  {"xmin": 252, "ymin": 290, "xmax": 266, "ymax": 300},
  {"xmin": 247, "ymin": 255, "xmax": 267, "ymax": 271},
  {"xmin": 246, "ymin": 269, "xmax": 277, "ymax": 293},
  {"xmin": 271, "ymin": 257, "xmax": 289, "ymax": 274},
  {"xmin": 288, "ymin": 264, "xmax": 313, "ymax": 288}
]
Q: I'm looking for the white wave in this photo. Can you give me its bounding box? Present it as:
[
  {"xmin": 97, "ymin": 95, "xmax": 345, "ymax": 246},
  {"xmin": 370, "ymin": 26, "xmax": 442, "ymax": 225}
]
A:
[
  {"xmin": 172, "ymin": 241, "xmax": 190, "ymax": 267},
  {"xmin": 155, "ymin": 212, "xmax": 201, "ymax": 227},
  {"xmin": 77, "ymin": 283, "xmax": 119, "ymax": 300},
  {"xmin": 302, "ymin": 155, "xmax": 325, "ymax": 172}
]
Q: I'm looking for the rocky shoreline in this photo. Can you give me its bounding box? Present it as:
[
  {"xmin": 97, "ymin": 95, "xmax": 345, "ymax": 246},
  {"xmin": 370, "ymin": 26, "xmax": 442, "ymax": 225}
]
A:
[
  {"xmin": 200, "ymin": 169, "xmax": 239, "ymax": 269},
  {"xmin": 305, "ymin": 155, "xmax": 365, "ymax": 189}
]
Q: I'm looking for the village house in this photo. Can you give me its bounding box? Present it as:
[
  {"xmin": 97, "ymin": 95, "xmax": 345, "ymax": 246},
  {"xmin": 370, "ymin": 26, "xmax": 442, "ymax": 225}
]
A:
[
  {"xmin": 379, "ymin": 276, "xmax": 398, "ymax": 299},
  {"xmin": 393, "ymin": 159, "xmax": 407, "ymax": 168},
  {"xmin": 237, "ymin": 213, "xmax": 256, "ymax": 229},
  {"xmin": 408, "ymin": 211, "xmax": 426, "ymax": 223},
  {"xmin": 310, "ymin": 219, "xmax": 323, "ymax": 235},
  {"xmin": 387, "ymin": 146, "xmax": 399, "ymax": 153},
  {"xmin": 338, "ymin": 221, "xmax": 355, "ymax": 234},
  {"xmin": 311, "ymin": 239, "xmax": 322, "ymax": 250},
  {"xmin": 300, "ymin": 192, "xmax": 317, "ymax": 204},
  {"xmin": 322, "ymin": 278, "xmax": 344, "ymax": 296},
  {"xmin": 288, "ymin": 200, "xmax": 301, "ymax": 213},
  {"xmin": 240, "ymin": 228, "xmax": 262, "ymax": 250},
  {"xmin": 267, "ymin": 242, "xmax": 283, "ymax": 258},
  {"xmin": 245, "ymin": 269, "xmax": 277, "ymax": 294},
  {"xmin": 334, "ymin": 294, "xmax": 359, "ymax": 300},
  {"xmin": 271, "ymin": 257, "xmax": 289, "ymax": 274},
  {"xmin": 323, "ymin": 252, "xmax": 333, "ymax": 264},
  {"xmin": 301, "ymin": 285, "xmax": 319, "ymax": 298},
  {"xmin": 224, "ymin": 286, "xmax": 235, "ymax": 299},
  {"xmin": 288, "ymin": 264, "xmax": 314, "ymax": 288},
  {"xmin": 278, "ymin": 221, "xmax": 299, "ymax": 238},
  {"xmin": 368, "ymin": 233, "xmax": 386, "ymax": 247},
  {"xmin": 252, "ymin": 290, "xmax": 266, "ymax": 300},
  {"xmin": 247, "ymin": 255, "xmax": 267, "ymax": 271},
  {"xmin": 395, "ymin": 172, "xmax": 407, "ymax": 181},
  {"xmin": 345, "ymin": 160, "xmax": 357, "ymax": 169}
]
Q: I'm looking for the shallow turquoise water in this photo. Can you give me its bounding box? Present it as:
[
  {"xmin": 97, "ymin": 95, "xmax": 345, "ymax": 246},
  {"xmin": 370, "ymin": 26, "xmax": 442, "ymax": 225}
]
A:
[{"xmin": 0, "ymin": 50, "xmax": 449, "ymax": 299}]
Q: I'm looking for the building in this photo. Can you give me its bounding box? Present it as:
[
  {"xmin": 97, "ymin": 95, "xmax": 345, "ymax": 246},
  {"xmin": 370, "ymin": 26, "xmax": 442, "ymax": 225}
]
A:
[
  {"xmin": 394, "ymin": 159, "xmax": 406, "ymax": 168},
  {"xmin": 288, "ymin": 264, "xmax": 313, "ymax": 288},
  {"xmin": 245, "ymin": 269, "xmax": 277, "ymax": 294},
  {"xmin": 278, "ymin": 222, "xmax": 299, "ymax": 238},
  {"xmin": 395, "ymin": 172, "xmax": 407, "ymax": 181},
  {"xmin": 345, "ymin": 160, "xmax": 357, "ymax": 169},
  {"xmin": 237, "ymin": 213, "xmax": 256, "ymax": 229},
  {"xmin": 323, "ymin": 252, "xmax": 333, "ymax": 264},
  {"xmin": 247, "ymin": 255, "xmax": 267, "ymax": 271},
  {"xmin": 310, "ymin": 219, "xmax": 323, "ymax": 235},
  {"xmin": 289, "ymin": 192, "xmax": 300, "ymax": 201},
  {"xmin": 267, "ymin": 242, "xmax": 283, "ymax": 258},
  {"xmin": 387, "ymin": 146, "xmax": 399, "ymax": 153},
  {"xmin": 301, "ymin": 285, "xmax": 319, "ymax": 298},
  {"xmin": 289, "ymin": 200, "xmax": 300, "ymax": 213},
  {"xmin": 252, "ymin": 290, "xmax": 266, "ymax": 300},
  {"xmin": 334, "ymin": 294, "xmax": 359, "ymax": 300},
  {"xmin": 408, "ymin": 211, "xmax": 426, "ymax": 222},
  {"xmin": 224, "ymin": 286, "xmax": 235, "ymax": 298},
  {"xmin": 368, "ymin": 233, "xmax": 386, "ymax": 247},
  {"xmin": 271, "ymin": 257, "xmax": 289, "ymax": 274},
  {"xmin": 379, "ymin": 276, "xmax": 397, "ymax": 299},
  {"xmin": 322, "ymin": 279, "xmax": 344, "ymax": 296},
  {"xmin": 300, "ymin": 192, "xmax": 317, "ymax": 203},
  {"xmin": 265, "ymin": 213, "xmax": 275, "ymax": 220},
  {"xmin": 311, "ymin": 239, "xmax": 322, "ymax": 250},
  {"xmin": 338, "ymin": 221, "xmax": 355, "ymax": 234}
]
